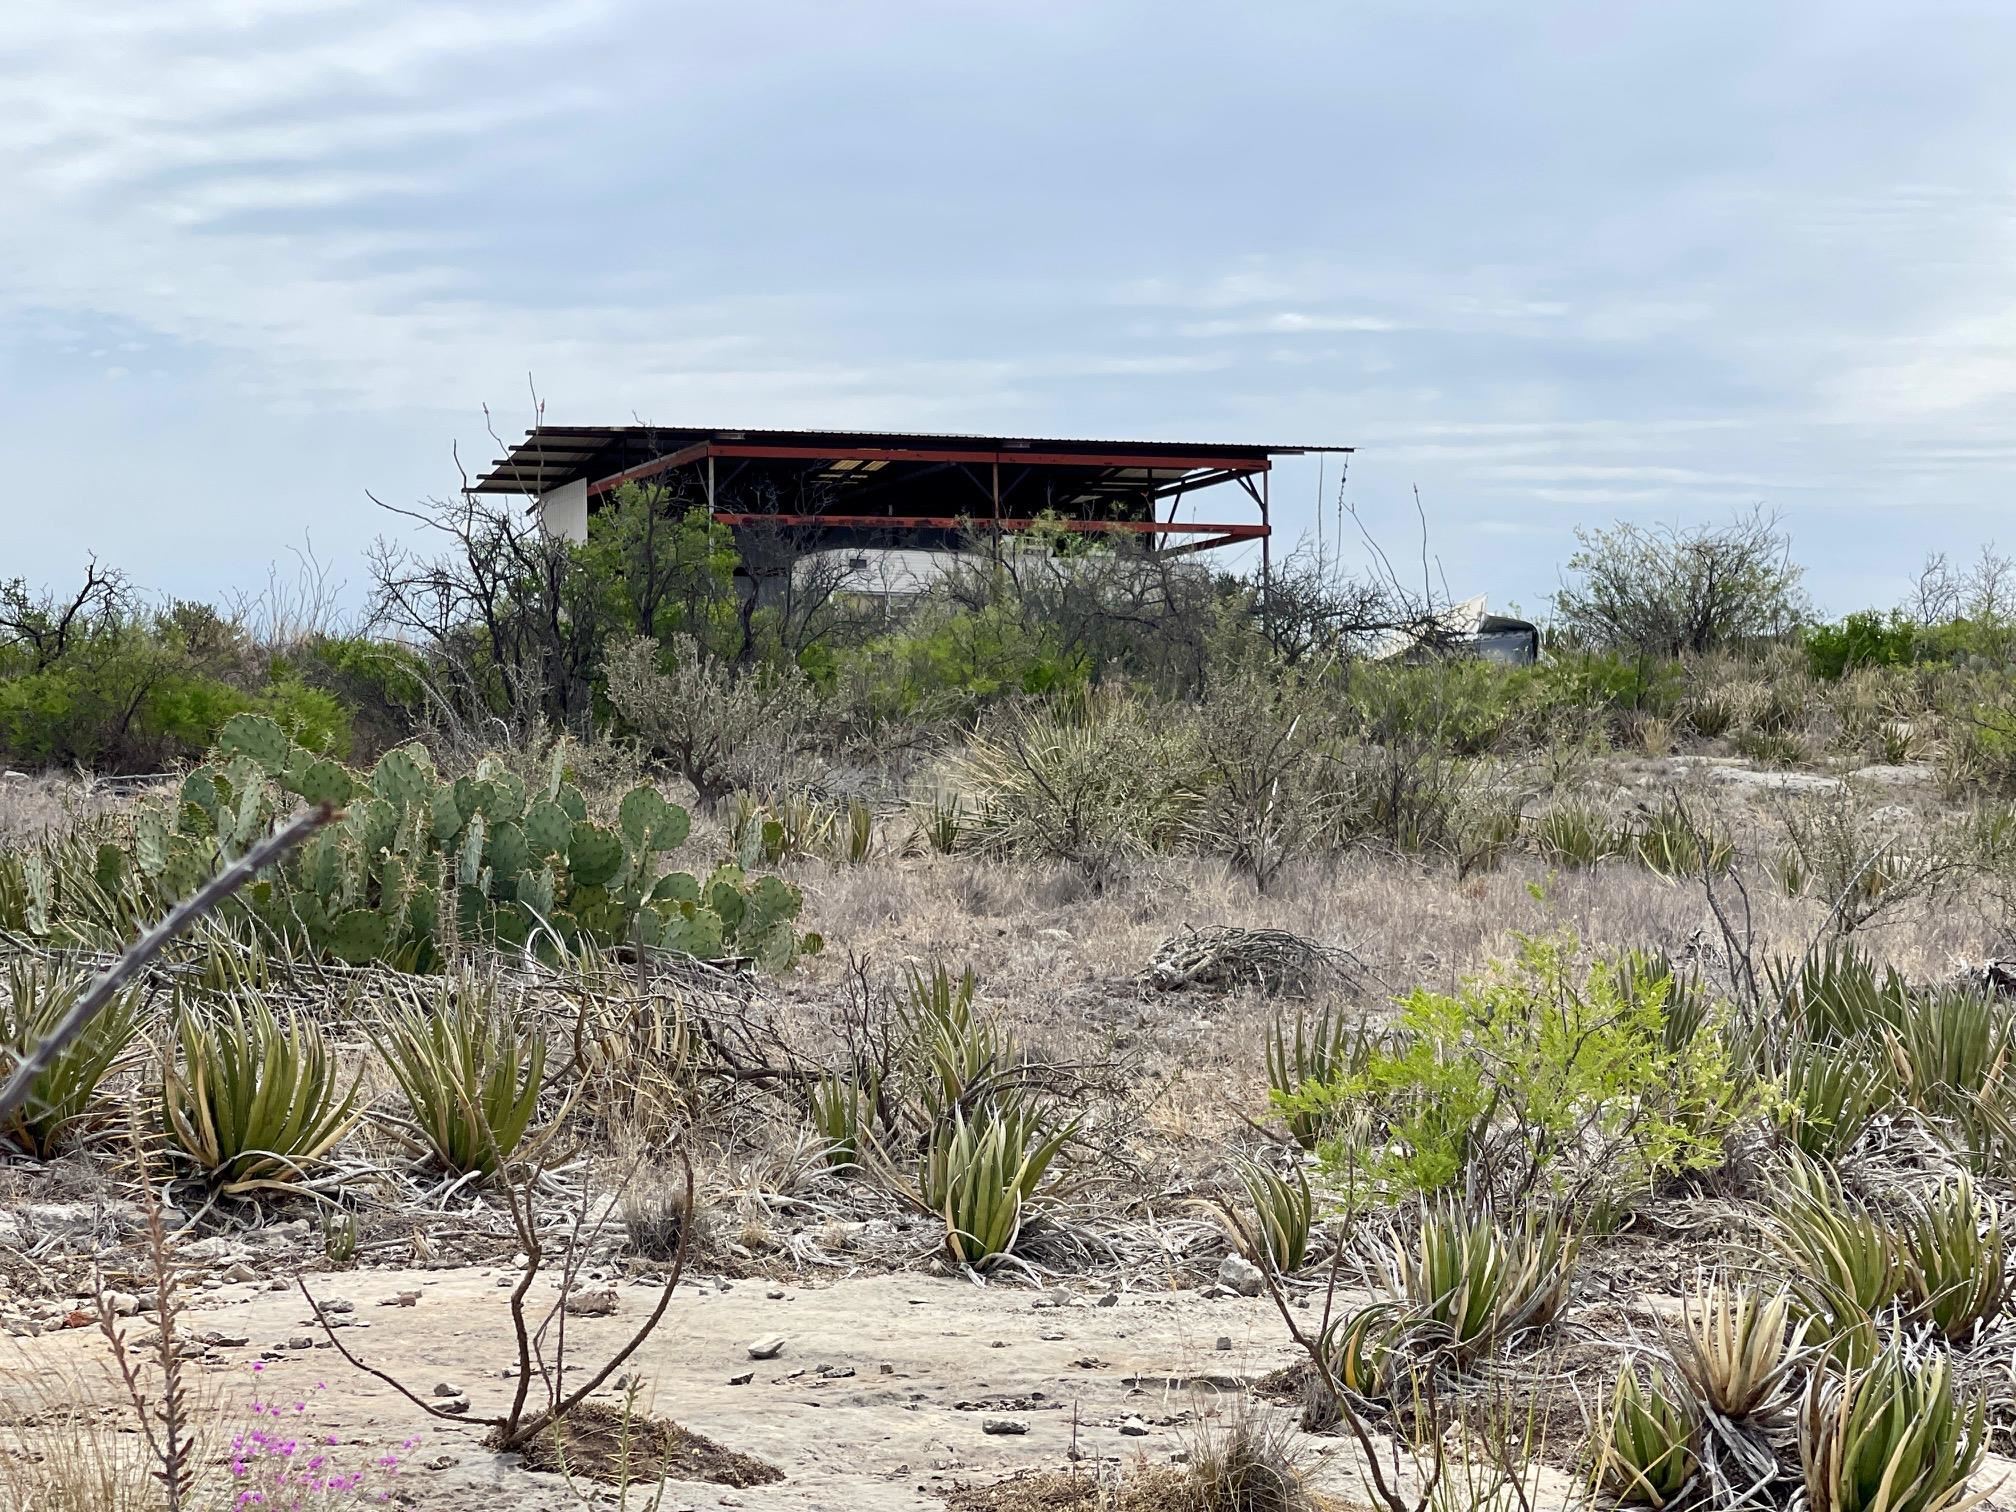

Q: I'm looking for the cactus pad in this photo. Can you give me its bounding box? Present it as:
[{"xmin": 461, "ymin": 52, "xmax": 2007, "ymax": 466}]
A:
[
  {"xmin": 567, "ymin": 822, "xmax": 624, "ymax": 887},
  {"xmin": 216, "ymin": 712, "xmax": 292, "ymax": 775}
]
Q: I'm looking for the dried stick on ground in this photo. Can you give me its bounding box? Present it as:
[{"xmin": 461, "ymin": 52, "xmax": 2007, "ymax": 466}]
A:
[{"xmin": 0, "ymin": 803, "xmax": 335, "ymax": 1127}]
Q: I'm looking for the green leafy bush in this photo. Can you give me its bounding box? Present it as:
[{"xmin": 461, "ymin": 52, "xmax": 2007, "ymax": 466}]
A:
[{"xmin": 1288, "ymin": 934, "xmax": 1738, "ymax": 1203}]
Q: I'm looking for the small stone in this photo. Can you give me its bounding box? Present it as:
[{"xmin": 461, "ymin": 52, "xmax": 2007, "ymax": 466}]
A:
[
  {"xmin": 201, "ymin": 1331, "xmax": 250, "ymax": 1348},
  {"xmin": 1216, "ymin": 1256, "xmax": 1265, "ymax": 1298},
  {"xmin": 433, "ymin": 1395, "xmax": 471, "ymax": 1416},
  {"xmin": 1199, "ymin": 1285, "xmax": 1232, "ymax": 1301},
  {"xmin": 982, "ymin": 1418, "xmax": 1028, "ymax": 1436},
  {"xmin": 380, "ymin": 1292, "xmax": 420, "ymax": 1308},
  {"xmin": 747, "ymin": 1335, "xmax": 786, "ymax": 1360},
  {"xmin": 102, "ymin": 1291, "xmax": 141, "ymax": 1318},
  {"xmin": 1095, "ymin": 1292, "xmax": 1120, "ymax": 1308},
  {"xmin": 879, "ymin": 1363, "xmax": 895, "ymax": 1375},
  {"xmin": 1119, "ymin": 1416, "xmax": 1150, "ymax": 1437},
  {"xmin": 288, "ymin": 1336, "xmax": 315, "ymax": 1350},
  {"xmin": 425, "ymin": 1455, "xmax": 456, "ymax": 1471},
  {"xmin": 321, "ymin": 1298, "xmax": 356, "ymax": 1315},
  {"xmin": 223, "ymin": 1263, "xmax": 258, "ymax": 1284},
  {"xmin": 728, "ymin": 1371, "xmax": 754, "ymax": 1386},
  {"xmin": 766, "ymin": 1288, "xmax": 786, "ymax": 1300},
  {"xmin": 564, "ymin": 1286, "xmax": 618, "ymax": 1317},
  {"xmin": 432, "ymin": 1381, "xmax": 460, "ymax": 1398},
  {"xmin": 268, "ymin": 1278, "xmax": 290, "ymax": 1291},
  {"xmin": 1214, "ymin": 1336, "xmax": 1233, "ymax": 1352}
]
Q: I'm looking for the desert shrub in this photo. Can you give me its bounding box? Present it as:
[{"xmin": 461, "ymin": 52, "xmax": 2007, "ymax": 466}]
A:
[
  {"xmin": 0, "ymin": 958, "xmax": 144, "ymax": 1157},
  {"xmin": 604, "ymin": 632, "xmax": 812, "ymax": 805},
  {"xmin": 953, "ymin": 689, "xmax": 1199, "ymax": 874},
  {"xmin": 162, "ymin": 993, "xmax": 362, "ymax": 1192},
  {"xmin": 1551, "ymin": 507, "xmax": 1807, "ymax": 658},
  {"xmin": 377, "ymin": 973, "xmax": 548, "ymax": 1176},
  {"xmin": 1288, "ymin": 934, "xmax": 1738, "ymax": 1204},
  {"xmin": 1807, "ymin": 611, "xmax": 1921, "ymax": 680},
  {"xmin": 1186, "ymin": 652, "xmax": 1336, "ymax": 888},
  {"xmin": 1182, "ymin": 1400, "xmax": 1316, "ymax": 1512},
  {"xmin": 1776, "ymin": 788, "xmax": 1970, "ymax": 933}
]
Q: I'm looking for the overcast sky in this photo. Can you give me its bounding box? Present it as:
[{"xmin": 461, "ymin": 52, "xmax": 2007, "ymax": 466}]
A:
[{"xmin": 5, "ymin": 2, "xmax": 2014, "ymax": 622}]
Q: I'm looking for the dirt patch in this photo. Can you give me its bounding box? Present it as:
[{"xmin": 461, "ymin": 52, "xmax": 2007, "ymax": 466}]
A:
[{"xmin": 512, "ymin": 1400, "xmax": 783, "ymax": 1488}]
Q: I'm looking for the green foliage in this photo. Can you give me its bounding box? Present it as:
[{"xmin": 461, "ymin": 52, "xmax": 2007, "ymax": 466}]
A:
[
  {"xmin": 1265, "ymin": 1002, "xmax": 1368, "ymax": 1152},
  {"xmin": 377, "ymin": 975, "xmax": 548, "ymax": 1176},
  {"xmin": 1798, "ymin": 1342, "xmax": 1987, "ymax": 1512},
  {"xmin": 1773, "ymin": 942, "xmax": 1912, "ymax": 1044},
  {"xmin": 1592, "ymin": 1366, "xmax": 1700, "ymax": 1508},
  {"xmin": 1292, "ymin": 934, "xmax": 1738, "ymax": 1203},
  {"xmin": 1631, "ymin": 797, "xmax": 1734, "ymax": 880},
  {"xmin": 0, "ymin": 959, "xmax": 144, "ymax": 1157},
  {"xmin": 161, "ymin": 994, "xmax": 361, "ymax": 1192},
  {"xmin": 1668, "ymin": 1274, "xmax": 1808, "ymax": 1422},
  {"xmin": 1773, "ymin": 1040, "xmax": 1887, "ymax": 1160},
  {"xmin": 1807, "ymin": 611, "xmax": 1922, "ymax": 680},
  {"xmin": 1531, "ymin": 801, "xmax": 1623, "ymax": 868},
  {"xmin": 809, "ymin": 1072, "xmax": 877, "ymax": 1171}
]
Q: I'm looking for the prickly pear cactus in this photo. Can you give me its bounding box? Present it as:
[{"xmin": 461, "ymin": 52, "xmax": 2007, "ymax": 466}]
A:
[{"xmin": 124, "ymin": 727, "xmax": 816, "ymax": 973}]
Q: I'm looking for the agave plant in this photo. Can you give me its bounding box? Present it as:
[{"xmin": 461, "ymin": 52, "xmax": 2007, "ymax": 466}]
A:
[
  {"xmin": 1770, "ymin": 1155, "xmax": 1905, "ymax": 1316},
  {"xmin": 1385, "ymin": 1202, "xmax": 1580, "ymax": 1365},
  {"xmin": 1319, "ymin": 1302, "xmax": 1412, "ymax": 1403},
  {"xmin": 809, "ymin": 1071, "xmax": 877, "ymax": 1171},
  {"xmin": 1901, "ymin": 1177, "xmax": 2009, "ymax": 1342},
  {"xmin": 1231, "ymin": 1158, "xmax": 1314, "ymax": 1275},
  {"xmin": 1265, "ymin": 1002, "xmax": 1367, "ymax": 1150},
  {"xmin": 1591, "ymin": 1365, "xmax": 1701, "ymax": 1509},
  {"xmin": 1667, "ymin": 1272, "xmax": 1809, "ymax": 1422},
  {"xmin": 0, "ymin": 959, "xmax": 144, "ymax": 1158},
  {"xmin": 1774, "ymin": 1039, "xmax": 1888, "ymax": 1160},
  {"xmin": 1771, "ymin": 943, "xmax": 1910, "ymax": 1046},
  {"xmin": 901, "ymin": 963, "xmax": 1001, "ymax": 1124},
  {"xmin": 376, "ymin": 976, "xmax": 546, "ymax": 1177},
  {"xmin": 1798, "ymin": 1343, "xmax": 1987, "ymax": 1512},
  {"xmin": 1889, "ymin": 991, "xmax": 2011, "ymax": 1118},
  {"xmin": 918, "ymin": 1107, "xmax": 1076, "ymax": 1270},
  {"xmin": 162, "ymin": 994, "xmax": 361, "ymax": 1192}
]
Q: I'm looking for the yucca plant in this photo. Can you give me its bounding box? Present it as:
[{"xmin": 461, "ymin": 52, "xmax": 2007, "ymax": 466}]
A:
[
  {"xmin": 1632, "ymin": 800, "xmax": 1735, "ymax": 881},
  {"xmin": 1798, "ymin": 1343, "xmax": 1987, "ymax": 1512},
  {"xmin": 809, "ymin": 1071, "xmax": 877, "ymax": 1171},
  {"xmin": 1532, "ymin": 802, "xmax": 1621, "ymax": 868},
  {"xmin": 1889, "ymin": 991, "xmax": 2010, "ymax": 1118},
  {"xmin": 0, "ymin": 959, "xmax": 145, "ymax": 1158},
  {"xmin": 918, "ymin": 1107, "xmax": 1076, "ymax": 1270},
  {"xmin": 1770, "ymin": 1155, "xmax": 1905, "ymax": 1316},
  {"xmin": 902, "ymin": 962, "xmax": 1005, "ymax": 1125},
  {"xmin": 1592, "ymin": 1365, "xmax": 1701, "ymax": 1509},
  {"xmin": 1667, "ymin": 1272, "xmax": 1809, "ymax": 1421},
  {"xmin": 376, "ymin": 977, "xmax": 546, "ymax": 1177},
  {"xmin": 912, "ymin": 792, "xmax": 964, "ymax": 855},
  {"xmin": 1901, "ymin": 1177, "xmax": 2008, "ymax": 1342},
  {"xmin": 1385, "ymin": 1202, "xmax": 1580, "ymax": 1365},
  {"xmin": 1774, "ymin": 1039, "xmax": 1887, "ymax": 1159},
  {"xmin": 1231, "ymin": 1158, "xmax": 1313, "ymax": 1274},
  {"xmin": 162, "ymin": 994, "xmax": 361, "ymax": 1192},
  {"xmin": 840, "ymin": 798, "xmax": 874, "ymax": 864},
  {"xmin": 1772, "ymin": 943, "xmax": 1910, "ymax": 1045},
  {"xmin": 1264, "ymin": 1002, "xmax": 1367, "ymax": 1150}
]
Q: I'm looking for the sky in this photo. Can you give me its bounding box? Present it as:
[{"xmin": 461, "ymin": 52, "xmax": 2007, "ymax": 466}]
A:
[{"xmin": 5, "ymin": 1, "xmax": 2015, "ymax": 623}]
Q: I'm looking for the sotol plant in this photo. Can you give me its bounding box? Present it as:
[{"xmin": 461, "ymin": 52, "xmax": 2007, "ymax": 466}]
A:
[
  {"xmin": 378, "ymin": 974, "xmax": 548, "ymax": 1176},
  {"xmin": 1798, "ymin": 1343, "xmax": 1986, "ymax": 1512}
]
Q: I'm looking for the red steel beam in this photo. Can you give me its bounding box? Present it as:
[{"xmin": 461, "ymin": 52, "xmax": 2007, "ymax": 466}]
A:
[
  {"xmin": 704, "ymin": 442, "xmax": 1268, "ymax": 471},
  {"xmin": 711, "ymin": 513, "xmax": 1267, "ymax": 539},
  {"xmin": 585, "ymin": 440, "xmax": 711, "ymax": 497}
]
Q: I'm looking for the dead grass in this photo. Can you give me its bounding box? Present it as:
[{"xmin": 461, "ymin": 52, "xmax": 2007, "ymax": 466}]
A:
[{"xmin": 511, "ymin": 1399, "xmax": 782, "ymax": 1488}]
